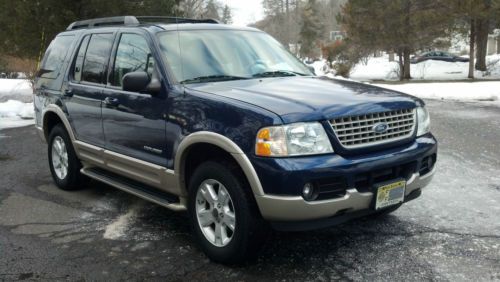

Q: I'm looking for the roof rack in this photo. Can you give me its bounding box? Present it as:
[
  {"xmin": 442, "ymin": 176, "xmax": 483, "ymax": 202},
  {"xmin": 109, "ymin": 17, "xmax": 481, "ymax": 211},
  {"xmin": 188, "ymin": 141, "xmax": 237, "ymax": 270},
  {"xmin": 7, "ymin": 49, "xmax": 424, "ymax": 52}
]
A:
[{"xmin": 66, "ymin": 16, "xmax": 219, "ymax": 30}]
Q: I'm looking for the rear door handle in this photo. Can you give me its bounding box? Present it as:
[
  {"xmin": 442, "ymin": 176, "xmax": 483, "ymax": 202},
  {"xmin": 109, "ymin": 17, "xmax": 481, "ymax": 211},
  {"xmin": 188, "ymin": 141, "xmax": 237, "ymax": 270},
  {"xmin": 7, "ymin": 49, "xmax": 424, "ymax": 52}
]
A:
[{"xmin": 103, "ymin": 97, "xmax": 120, "ymax": 107}]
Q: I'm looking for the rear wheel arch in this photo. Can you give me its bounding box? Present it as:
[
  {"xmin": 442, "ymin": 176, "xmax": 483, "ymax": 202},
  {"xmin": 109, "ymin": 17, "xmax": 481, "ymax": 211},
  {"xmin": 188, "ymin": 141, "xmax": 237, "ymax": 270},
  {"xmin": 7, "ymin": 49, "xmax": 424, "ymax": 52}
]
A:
[{"xmin": 42, "ymin": 105, "xmax": 75, "ymax": 141}]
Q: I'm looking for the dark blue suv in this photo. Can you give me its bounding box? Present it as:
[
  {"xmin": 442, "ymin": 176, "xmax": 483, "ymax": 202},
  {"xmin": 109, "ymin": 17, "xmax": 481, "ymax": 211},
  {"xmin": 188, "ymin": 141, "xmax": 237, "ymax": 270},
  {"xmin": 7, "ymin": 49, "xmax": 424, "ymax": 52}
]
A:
[{"xmin": 34, "ymin": 16, "xmax": 437, "ymax": 264}]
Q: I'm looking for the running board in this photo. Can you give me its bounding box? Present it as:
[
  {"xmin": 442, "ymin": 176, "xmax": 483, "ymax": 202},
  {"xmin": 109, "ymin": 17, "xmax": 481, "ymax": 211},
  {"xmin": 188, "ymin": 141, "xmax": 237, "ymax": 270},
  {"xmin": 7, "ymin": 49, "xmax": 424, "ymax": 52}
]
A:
[{"xmin": 81, "ymin": 167, "xmax": 187, "ymax": 212}]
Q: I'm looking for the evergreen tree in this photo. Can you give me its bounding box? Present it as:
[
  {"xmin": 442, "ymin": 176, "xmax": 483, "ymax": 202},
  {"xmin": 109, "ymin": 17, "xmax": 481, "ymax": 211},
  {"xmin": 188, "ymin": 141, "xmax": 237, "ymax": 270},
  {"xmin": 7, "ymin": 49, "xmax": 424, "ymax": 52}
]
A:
[
  {"xmin": 203, "ymin": 0, "xmax": 221, "ymax": 20},
  {"xmin": 339, "ymin": 0, "xmax": 452, "ymax": 80},
  {"xmin": 221, "ymin": 5, "xmax": 233, "ymax": 24},
  {"xmin": 0, "ymin": 0, "xmax": 178, "ymax": 61},
  {"xmin": 299, "ymin": 0, "xmax": 324, "ymax": 58}
]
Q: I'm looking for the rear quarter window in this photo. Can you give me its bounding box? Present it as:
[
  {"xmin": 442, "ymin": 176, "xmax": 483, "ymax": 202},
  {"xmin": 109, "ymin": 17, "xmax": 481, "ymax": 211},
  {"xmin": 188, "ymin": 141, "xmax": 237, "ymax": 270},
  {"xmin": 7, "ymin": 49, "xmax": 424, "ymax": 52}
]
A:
[
  {"xmin": 39, "ymin": 35, "xmax": 75, "ymax": 79},
  {"xmin": 81, "ymin": 33, "xmax": 115, "ymax": 84}
]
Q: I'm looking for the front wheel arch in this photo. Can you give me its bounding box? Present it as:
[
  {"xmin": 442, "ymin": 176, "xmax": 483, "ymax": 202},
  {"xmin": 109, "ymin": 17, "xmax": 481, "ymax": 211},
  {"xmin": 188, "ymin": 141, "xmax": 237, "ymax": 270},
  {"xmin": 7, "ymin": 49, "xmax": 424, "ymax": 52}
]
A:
[{"xmin": 175, "ymin": 132, "xmax": 265, "ymax": 198}]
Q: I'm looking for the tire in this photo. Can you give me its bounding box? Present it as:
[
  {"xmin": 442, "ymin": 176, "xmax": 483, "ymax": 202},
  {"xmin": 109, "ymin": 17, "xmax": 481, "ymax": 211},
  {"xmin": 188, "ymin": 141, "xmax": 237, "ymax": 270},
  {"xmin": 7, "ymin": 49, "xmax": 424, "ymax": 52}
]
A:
[
  {"xmin": 48, "ymin": 124, "xmax": 89, "ymax": 190},
  {"xmin": 188, "ymin": 161, "xmax": 268, "ymax": 264}
]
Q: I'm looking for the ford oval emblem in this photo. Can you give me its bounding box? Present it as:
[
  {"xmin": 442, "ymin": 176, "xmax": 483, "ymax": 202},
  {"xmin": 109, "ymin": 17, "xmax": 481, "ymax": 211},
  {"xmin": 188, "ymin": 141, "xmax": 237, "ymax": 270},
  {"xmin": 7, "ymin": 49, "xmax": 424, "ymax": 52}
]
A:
[{"xmin": 373, "ymin": 123, "xmax": 389, "ymax": 134}]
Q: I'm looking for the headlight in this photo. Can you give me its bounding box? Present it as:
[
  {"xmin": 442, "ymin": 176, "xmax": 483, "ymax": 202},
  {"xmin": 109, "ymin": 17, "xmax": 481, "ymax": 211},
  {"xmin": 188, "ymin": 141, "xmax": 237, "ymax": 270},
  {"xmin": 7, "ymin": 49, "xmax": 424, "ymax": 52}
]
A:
[
  {"xmin": 255, "ymin": 122, "xmax": 334, "ymax": 157},
  {"xmin": 416, "ymin": 106, "xmax": 431, "ymax": 136}
]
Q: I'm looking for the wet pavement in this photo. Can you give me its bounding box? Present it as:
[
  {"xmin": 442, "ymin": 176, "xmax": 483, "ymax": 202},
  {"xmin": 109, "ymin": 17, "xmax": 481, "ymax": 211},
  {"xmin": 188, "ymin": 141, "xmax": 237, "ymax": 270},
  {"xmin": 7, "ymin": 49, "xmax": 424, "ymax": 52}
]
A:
[{"xmin": 0, "ymin": 100, "xmax": 499, "ymax": 281}]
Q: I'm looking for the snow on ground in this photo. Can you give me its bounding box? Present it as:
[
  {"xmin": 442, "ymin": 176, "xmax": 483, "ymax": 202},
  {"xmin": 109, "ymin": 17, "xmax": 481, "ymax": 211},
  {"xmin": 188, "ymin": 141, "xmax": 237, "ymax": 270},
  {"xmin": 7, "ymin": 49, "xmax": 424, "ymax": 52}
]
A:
[
  {"xmin": 373, "ymin": 81, "xmax": 500, "ymax": 106},
  {"xmin": 310, "ymin": 54, "xmax": 500, "ymax": 106},
  {"xmin": 0, "ymin": 100, "xmax": 35, "ymax": 129},
  {"xmin": 0, "ymin": 79, "xmax": 33, "ymax": 102},
  {"xmin": 351, "ymin": 54, "xmax": 500, "ymax": 81},
  {"xmin": 311, "ymin": 54, "xmax": 500, "ymax": 82},
  {"xmin": 0, "ymin": 79, "xmax": 34, "ymax": 129}
]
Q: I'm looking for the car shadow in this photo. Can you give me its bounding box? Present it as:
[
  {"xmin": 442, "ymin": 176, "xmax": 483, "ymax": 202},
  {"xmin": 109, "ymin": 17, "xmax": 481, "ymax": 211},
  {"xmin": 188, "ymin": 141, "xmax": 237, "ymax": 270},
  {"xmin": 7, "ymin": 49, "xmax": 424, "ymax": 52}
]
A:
[{"xmin": 78, "ymin": 180, "xmax": 422, "ymax": 270}]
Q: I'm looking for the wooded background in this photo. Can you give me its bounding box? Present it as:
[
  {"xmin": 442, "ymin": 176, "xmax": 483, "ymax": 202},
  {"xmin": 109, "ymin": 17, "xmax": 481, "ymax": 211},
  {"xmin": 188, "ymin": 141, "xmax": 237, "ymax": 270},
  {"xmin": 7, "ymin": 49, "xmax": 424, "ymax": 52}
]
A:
[{"xmin": 1, "ymin": 0, "xmax": 499, "ymax": 80}]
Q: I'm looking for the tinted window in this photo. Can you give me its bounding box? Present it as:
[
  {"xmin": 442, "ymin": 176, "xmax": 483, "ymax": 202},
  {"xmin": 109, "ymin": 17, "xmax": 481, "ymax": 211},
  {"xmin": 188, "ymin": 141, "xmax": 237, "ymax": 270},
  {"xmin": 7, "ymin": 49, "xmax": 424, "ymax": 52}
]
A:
[
  {"xmin": 39, "ymin": 35, "xmax": 75, "ymax": 79},
  {"xmin": 82, "ymin": 33, "xmax": 114, "ymax": 84},
  {"xmin": 112, "ymin": 34, "xmax": 154, "ymax": 87},
  {"xmin": 73, "ymin": 35, "xmax": 90, "ymax": 82}
]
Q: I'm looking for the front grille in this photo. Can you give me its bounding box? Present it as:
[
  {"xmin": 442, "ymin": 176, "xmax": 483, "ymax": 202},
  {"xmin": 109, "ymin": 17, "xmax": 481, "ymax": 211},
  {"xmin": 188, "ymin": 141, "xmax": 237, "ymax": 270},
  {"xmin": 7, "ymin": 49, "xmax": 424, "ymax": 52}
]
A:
[{"xmin": 330, "ymin": 109, "xmax": 416, "ymax": 149}]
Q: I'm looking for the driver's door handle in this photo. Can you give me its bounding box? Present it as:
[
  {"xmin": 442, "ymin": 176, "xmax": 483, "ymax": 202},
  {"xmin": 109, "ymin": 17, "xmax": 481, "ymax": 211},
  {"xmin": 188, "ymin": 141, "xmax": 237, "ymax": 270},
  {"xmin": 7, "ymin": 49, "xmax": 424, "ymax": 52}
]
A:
[{"xmin": 103, "ymin": 97, "xmax": 120, "ymax": 107}]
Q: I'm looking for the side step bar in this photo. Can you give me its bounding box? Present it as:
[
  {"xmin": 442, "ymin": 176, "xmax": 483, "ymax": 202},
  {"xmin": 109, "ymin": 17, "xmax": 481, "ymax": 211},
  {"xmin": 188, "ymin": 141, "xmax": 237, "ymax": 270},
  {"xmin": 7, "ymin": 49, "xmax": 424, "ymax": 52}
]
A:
[{"xmin": 81, "ymin": 167, "xmax": 187, "ymax": 212}]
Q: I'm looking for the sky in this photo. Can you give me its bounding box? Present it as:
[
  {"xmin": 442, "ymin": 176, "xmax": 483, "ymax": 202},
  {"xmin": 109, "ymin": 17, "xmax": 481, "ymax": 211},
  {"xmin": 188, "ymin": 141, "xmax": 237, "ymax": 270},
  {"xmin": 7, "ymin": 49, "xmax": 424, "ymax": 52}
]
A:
[{"xmin": 219, "ymin": 0, "xmax": 265, "ymax": 26}]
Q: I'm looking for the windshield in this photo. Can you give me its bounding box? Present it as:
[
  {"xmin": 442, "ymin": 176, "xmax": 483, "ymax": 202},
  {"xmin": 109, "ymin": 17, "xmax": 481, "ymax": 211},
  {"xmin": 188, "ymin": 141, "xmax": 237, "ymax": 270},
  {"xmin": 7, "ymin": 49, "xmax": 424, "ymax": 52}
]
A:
[{"xmin": 157, "ymin": 30, "xmax": 313, "ymax": 84}]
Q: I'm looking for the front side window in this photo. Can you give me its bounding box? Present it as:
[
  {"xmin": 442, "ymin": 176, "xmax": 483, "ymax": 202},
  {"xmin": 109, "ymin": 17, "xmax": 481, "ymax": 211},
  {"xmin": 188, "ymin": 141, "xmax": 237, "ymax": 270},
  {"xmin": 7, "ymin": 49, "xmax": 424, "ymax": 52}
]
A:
[
  {"xmin": 81, "ymin": 33, "xmax": 114, "ymax": 84},
  {"xmin": 39, "ymin": 35, "xmax": 75, "ymax": 79},
  {"xmin": 112, "ymin": 34, "xmax": 153, "ymax": 87},
  {"xmin": 157, "ymin": 30, "xmax": 313, "ymax": 84}
]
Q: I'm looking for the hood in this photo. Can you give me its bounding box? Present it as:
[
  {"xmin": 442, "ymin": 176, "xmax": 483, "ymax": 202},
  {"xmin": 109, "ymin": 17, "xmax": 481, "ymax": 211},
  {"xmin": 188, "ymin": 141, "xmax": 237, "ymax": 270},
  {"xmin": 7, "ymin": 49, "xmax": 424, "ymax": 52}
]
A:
[{"xmin": 187, "ymin": 76, "xmax": 423, "ymax": 124}]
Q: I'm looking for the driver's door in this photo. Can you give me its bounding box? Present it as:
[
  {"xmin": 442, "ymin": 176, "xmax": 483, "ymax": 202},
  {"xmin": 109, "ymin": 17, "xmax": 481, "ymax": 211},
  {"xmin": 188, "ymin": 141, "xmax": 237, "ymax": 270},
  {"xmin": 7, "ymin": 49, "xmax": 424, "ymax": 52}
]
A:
[{"xmin": 101, "ymin": 31, "xmax": 167, "ymax": 166}]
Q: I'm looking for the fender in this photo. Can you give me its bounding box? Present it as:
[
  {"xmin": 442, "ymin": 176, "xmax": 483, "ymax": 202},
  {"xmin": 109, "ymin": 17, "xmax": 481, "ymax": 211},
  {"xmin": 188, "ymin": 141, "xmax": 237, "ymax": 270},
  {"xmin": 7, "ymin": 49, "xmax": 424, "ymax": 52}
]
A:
[
  {"xmin": 175, "ymin": 131, "xmax": 265, "ymax": 197},
  {"xmin": 41, "ymin": 104, "xmax": 76, "ymax": 142}
]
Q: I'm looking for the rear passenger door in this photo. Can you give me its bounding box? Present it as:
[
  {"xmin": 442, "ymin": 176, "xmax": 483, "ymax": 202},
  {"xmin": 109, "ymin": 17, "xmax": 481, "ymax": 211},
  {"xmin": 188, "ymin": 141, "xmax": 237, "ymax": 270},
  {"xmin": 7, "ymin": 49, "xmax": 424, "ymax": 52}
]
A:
[
  {"xmin": 101, "ymin": 31, "xmax": 167, "ymax": 166},
  {"xmin": 66, "ymin": 32, "xmax": 115, "ymax": 147}
]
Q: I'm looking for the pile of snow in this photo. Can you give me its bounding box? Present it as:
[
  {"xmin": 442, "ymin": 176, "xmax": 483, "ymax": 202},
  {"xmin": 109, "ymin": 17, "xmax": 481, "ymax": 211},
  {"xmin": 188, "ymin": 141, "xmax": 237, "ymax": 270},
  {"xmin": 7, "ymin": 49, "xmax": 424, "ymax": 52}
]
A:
[
  {"xmin": 0, "ymin": 79, "xmax": 33, "ymax": 102},
  {"xmin": 310, "ymin": 59, "xmax": 331, "ymax": 76},
  {"xmin": 0, "ymin": 79, "xmax": 35, "ymax": 129},
  {"xmin": 0, "ymin": 100, "xmax": 35, "ymax": 129},
  {"xmin": 374, "ymin": 81, "xmax": 500, "ymax": 106},
  {"xmin": 350, "ymin": 54, "xmax": 500, "ymax": 81}
]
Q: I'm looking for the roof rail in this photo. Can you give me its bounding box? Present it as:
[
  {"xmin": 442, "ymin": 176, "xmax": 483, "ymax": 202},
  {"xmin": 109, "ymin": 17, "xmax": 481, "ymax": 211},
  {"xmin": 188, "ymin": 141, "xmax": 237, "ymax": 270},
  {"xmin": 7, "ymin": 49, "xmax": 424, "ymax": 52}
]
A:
[
  {"xmin": 66, "ymin": 16, "xmax": 219, "ymax": 31},
  {"xmin": 136, "ymin": 16, "xmax": 220, "ymax": 24}
]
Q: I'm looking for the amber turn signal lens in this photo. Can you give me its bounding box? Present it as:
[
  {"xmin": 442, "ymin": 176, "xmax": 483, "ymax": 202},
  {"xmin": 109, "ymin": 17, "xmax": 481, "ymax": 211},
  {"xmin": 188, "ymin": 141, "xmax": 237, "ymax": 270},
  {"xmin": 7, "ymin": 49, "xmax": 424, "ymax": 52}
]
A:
[
  {"xmin": 256, "ymin": 142, "xmax": 271, "ymax": 156},
  {"xmin": 257, "ymin": 128, "xmax": 270, "ymax": 140}
]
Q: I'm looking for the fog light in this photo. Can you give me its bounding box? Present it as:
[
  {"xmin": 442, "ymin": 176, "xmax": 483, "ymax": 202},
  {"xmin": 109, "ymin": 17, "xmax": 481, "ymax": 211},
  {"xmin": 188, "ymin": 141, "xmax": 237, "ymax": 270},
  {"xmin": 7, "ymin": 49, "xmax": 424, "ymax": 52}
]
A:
[{"xmin": 302, "ymin": 183, "xmax": 317, "ymax": 201}]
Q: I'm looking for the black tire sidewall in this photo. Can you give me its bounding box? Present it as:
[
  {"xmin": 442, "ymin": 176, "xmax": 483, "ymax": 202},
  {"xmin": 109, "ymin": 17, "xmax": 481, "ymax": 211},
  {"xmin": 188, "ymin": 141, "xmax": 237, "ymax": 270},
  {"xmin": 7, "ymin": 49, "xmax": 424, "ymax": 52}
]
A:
[{"xmin": 188, "ymin": 161, "xmax": 261, "ymax": 264}]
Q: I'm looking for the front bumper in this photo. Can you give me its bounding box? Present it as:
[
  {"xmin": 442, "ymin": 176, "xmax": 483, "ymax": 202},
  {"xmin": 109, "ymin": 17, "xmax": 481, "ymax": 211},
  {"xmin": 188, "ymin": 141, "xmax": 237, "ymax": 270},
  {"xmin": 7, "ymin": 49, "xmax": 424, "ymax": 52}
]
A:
[
  {"xmin": 252, "ymin": 134, "xmax": 437, "ymax": 223},
  {"xmin": 255, "ymin": 166, "xmax": 435, "ymax": 222}
]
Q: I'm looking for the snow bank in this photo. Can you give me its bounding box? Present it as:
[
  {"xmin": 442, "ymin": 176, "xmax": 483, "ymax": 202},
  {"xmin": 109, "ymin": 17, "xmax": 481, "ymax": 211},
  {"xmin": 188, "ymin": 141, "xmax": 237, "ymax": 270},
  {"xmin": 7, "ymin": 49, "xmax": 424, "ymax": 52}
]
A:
[
  {"xmin": 350, "ymin": 54, "xmax": 500, "ymax": 81},
  {"xmin": 0, "ymin": 100, "xmax": 35, "ymax": 129},
  {"xmin": 0, "ymin": 79, "xmax": 35, "ymax": 129},
  {"xmin": 374, "ymin": 81, "xmax": 500, "ymax": 106},
  {"xmin": 0, "ymin": 79, "xmax": 33, "ymax": 102}
]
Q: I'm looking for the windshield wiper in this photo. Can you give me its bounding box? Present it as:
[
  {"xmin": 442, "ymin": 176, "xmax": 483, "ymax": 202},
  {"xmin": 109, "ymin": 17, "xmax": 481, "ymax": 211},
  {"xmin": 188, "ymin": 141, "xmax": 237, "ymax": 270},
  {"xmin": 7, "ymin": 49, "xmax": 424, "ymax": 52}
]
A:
[
  {"xmin": 180, "ymin": 75, "xmax": 249, "ymax": 84},
  {"xmin": 252, "ymin": 70, "xmax": 308, "ymax": 78}
]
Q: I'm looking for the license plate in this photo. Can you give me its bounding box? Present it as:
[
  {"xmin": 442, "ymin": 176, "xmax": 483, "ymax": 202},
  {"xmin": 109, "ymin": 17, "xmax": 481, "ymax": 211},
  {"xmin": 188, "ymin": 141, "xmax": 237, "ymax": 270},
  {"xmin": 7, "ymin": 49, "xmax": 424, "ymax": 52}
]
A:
[{"xmin": 374, "ymin": 179, "xmax": 406, "ymax": 210}]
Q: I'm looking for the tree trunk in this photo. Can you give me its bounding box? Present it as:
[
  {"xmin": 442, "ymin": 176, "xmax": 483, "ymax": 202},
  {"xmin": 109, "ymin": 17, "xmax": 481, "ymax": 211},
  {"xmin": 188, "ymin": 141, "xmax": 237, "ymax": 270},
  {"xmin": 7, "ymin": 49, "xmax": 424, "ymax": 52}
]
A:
[
  {"xmin": 403, "ymin": 47, "xmax": 411, "ymax": 80},
  {"xmin": 497, "ymin": 37, "xmax": 500, "ymax": 54},
  {"xmin": 388, "ymin": 52, "xmax": 395, "ymax": 62},
  {"xmin": 398, "ymin": 50, "xmax": 404, "ymax": 81},
  {"xmin": 468, "ymin": 19, "xmax": 476, "ymax": 79},
  {"xmin": 475, "ymin": 18, "xmax": 489, "ymax": 71}
]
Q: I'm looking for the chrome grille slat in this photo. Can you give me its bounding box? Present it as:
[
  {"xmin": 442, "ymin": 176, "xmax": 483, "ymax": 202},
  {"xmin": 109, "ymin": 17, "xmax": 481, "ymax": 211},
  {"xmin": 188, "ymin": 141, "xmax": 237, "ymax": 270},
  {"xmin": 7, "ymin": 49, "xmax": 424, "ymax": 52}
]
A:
[
  {"xmin": 330, "ymin": 109, "xmax": 416, "ymax": 149},
  {"xmin": 332, "ymin": 115, "xmax": 414, "ymax": 127},
  {"xmin": 335, "ymin": 120, "xmax": 415, "ymax": 135}
]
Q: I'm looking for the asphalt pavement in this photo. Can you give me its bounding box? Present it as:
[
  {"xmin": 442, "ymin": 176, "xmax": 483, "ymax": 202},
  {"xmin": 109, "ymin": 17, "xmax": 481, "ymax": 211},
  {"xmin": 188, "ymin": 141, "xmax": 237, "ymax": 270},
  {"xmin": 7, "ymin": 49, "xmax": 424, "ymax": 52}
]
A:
[{"xmin": 0, "ymin": 99, "xmax": 499, "ymax": 281}]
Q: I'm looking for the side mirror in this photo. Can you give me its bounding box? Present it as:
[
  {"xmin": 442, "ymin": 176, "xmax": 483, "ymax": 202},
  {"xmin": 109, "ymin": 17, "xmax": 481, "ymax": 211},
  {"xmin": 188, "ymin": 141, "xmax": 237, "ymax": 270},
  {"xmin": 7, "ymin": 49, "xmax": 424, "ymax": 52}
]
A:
[{"xmin": 122, "ymin": 71, "xmax": 151, "ymax": 93}]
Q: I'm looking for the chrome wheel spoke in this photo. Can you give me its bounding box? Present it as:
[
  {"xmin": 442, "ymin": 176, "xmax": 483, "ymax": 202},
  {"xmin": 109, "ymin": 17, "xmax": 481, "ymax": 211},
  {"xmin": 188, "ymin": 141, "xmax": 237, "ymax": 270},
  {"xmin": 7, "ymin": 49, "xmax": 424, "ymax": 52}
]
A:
[
  {"xmin": 198, "ymin": 209, "xmax": 214, "ymax": 227},
  {"xmin": 200, "ymin": 183, "xmax": 217, "ymax": 205},
  {"xmin": 223, "ymin": 210, "xmax": 235, "ymax": 231},
  {"xmin": 214, "ymin": 222, "xmax": 224, "ymax": 245},
  {"xmin": 196, "ymin": 179, "xmax": 236, "ymax": 247},
  {"xmin": 218, "ymin": 188, "xmax": 229, "ymax": 206}
]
